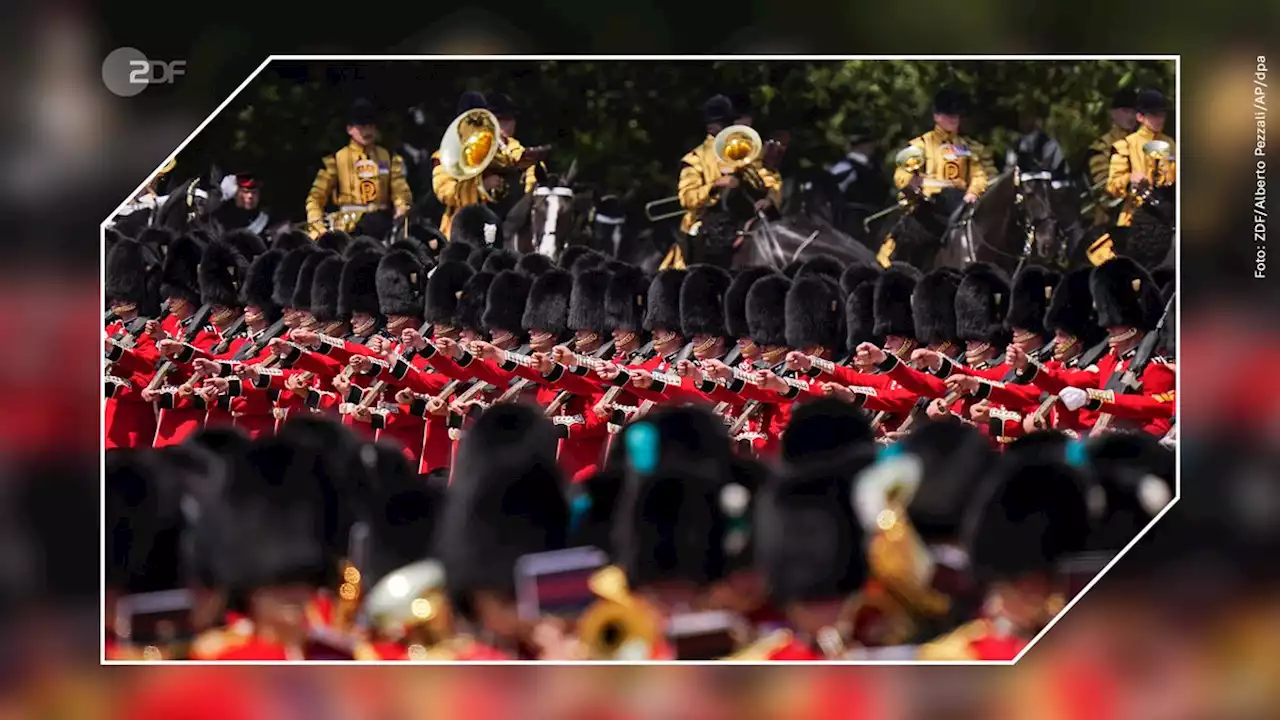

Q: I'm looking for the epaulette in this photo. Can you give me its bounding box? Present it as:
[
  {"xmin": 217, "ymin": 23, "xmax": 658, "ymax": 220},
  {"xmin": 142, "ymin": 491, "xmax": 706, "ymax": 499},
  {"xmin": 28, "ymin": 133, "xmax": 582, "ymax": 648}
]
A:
[
  {"xmin": 722, "ymin": 629, "xmax": 794, "ymax": 661},
  {"xmin": 916, "ymin": 619, "xmax": 989, "ymax": 661}
]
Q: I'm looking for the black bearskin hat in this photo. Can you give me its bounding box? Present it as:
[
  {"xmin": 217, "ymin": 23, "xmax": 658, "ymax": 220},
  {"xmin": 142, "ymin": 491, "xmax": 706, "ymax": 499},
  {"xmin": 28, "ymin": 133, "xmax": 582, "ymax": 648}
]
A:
[
  {"xmin": 343, "ymin": 235, "xmax": 384, "ymax": 259},
  {"xmin": 605, "ymin": 264, "xmax": 649, "ymax": 334},
  {"xmin": 780, "ymin": 398, "xmax": 874, "ymax": 464},
  {"xmin": 272, "ymin": 245, "xmax": 317, "ymax": 310},
  {"xmin": 902, "ymin": 420, "xmax": 997, "ymax": 545},
  {"xmin": 270, "ymin": 229, "xmax": 310, "ymax": 253},
  {"xmin": 757, "ymin": 445, "xmax": 874, "ymax": 604},
  {"xmin": 1090, "ymin": 256, "xmax": 1165, "ymax": 331},
  {"xmin": 198, "ymin": 241, "xmax": 248, "ymax": 308},
  {"xmin": 375, "ymin": 249, "xmax": 427, "ymax": 318},
  {"xmin": 725, "ymin": 267, "xmax": 774, "ymax": 340},
  {"xmin": 781, "ymin": 259, "xmax": 803, "ymax": 279},
  {"xmin": 612, "ymin": 407, "xmax": 734, "ymax": 589},
  {"xmin": 480, "ymin": 249, "xmax": 518, "ymax": 275},
  {"xmin": 1085, "ymin": 432, "xmax": 1175, "ymax": 553},
  {"xmin": 793, "ymin": 255, "xmax": 845, "ymax": 284},
  {"xmin": 786, "ymin": 274, "xmax": 844, "ymax": 353},
  {"xmin": 439, "ymin": 404, "xmax": 567, "ymax": 617},
  {"xmin": 1006, "ymin": 265, "xmax": 1060, "ymax": 336},
  {"xmin": 558, "ymin": 245, "xmax": 598, "ymax": 272},
  {"xmin": 138, "ymin": 226, "xmax": 175, "ymax": 259},
  {"xmin": 522, "ymin": 268, "xmax": 573, "ymax": 334},
  {"xmin": 450, "ymin": 204, "xmax": 503, "ymax": 247},
  {"xmin": 643, "ymin": 270, "xmax": 686, "ymax": 333},
  {"xmin": 389, "ymin": 237, "xmax": 433, "ymax": 269},
  {"xmin": 456, "ymin": 271, "xmax": 495, "ymax": 332},
  {"xmin": 955, "ymin": 262, "xmax": 1012, "ymax": 345},
  {"xmin": 440, "ymin": 240, "xmax": 476, "ymax": 266},
  {"xmin": 466, "ymin": 244, "xmax": 491, "ymax": 272},
  {"xmin": 160, "ymin": 233, "xmax": 205, "ymax": 304},
  {"xmin": 1044, "ymin": 268, "xmax": 1102, "ymax": 344},
  {"xmin": 911, "ymin": 267, "xmax": 963, "ymax": 347},
  {"xmin": 569, "ymin": 250, "xmax": 607, "ymax": 277},
  {"xmin": 424, "ymin": 261, "xmax": 474, "ymax": 328},
  {"xmin": 337, "ymin": 251, "xmax": 383, "ymax": 319},
  {"xmin": 963, "ymin": 454, "xmax": 1092, "ymax": 585},
  {"xmin": 933, "ymin": 88, "xmax": 970, "ymax": 115},
  {"xmin": 106, "ymin": 450, "xmax": 187, "ymax": 594},
  {"xmin": 315, "ymin": 231, "xmax": 351, "ymax": 256},
  {"xmin": 243, "ymin": 250, "xmax": 283, "ymax": 321},
  {"xmin": 292, "ymin": 249, "xmax": 337, "ymax": 314},
  {"xmin": 568, "ymin": 267, "xmax": 611, "ymax": 335},
  {"xmin": 407, "ymin": 223, "xmax": 448, "ymax": 258},
  {"xmin": 484, "ymin": 270, "xmax": 533, "ymax": 336},
  {"xmin": 680, "ymin": 264, "xmax": 732, "ymax": 338},
  {"xmin": 746, "ymin": 273, "xmax": 791, "ymax": 347},
  {"xmin": 310, "ymin": 254, "xmax": 346, "ymax": 323},
  {"xmin": 222, "ymin": 228, "xmax": 267, "ymax": 260},
  {"xmin": 105, "ymin": 238, "xmax": 155, "ymax": 311},
  {"xmin": 1151, "ymin": 265, "xmax": 1175, "ymax": 303},
  {"xmin": 840, "ymin": 264, "xmax": 882, "ymax": 349},
  {"xmin": 872, "ymin": 262, "xmax": 921, "ymax": 339},
  {"xmin": 517, "ymin": 252, "xmax": 554, "ymax": 277},
  {"xmin": 839, "ymin": 263, "xmax": 881, "ymax": 298}
]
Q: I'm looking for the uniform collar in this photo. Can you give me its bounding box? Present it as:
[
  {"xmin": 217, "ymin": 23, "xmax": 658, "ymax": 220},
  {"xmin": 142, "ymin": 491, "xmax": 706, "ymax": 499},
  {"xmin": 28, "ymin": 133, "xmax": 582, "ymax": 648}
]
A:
[
  {"xmin": 933, "ymin": 125, "xmax": 957, "ymax": 142},
  {"xmin": 1136, "ymin": 125, "xmax": 1156, "ymax": 141},
  {"xmin": 347, "ymin": 140, "xmax": 375, "ymax": 155}
]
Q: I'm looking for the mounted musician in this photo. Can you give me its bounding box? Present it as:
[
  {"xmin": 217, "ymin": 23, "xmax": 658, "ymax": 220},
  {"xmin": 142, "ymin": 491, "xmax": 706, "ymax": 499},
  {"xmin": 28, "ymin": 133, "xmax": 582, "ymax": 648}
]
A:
[
  {"xmin": 305, "ymin": 99, "xmax": 413, "ymax": 239},
  {"xmin": 661, "ymin": 95, "xmax": 782, "ymax": 270},
  {"xmin": 1103, "ymin": 89, "xmax": 1176, "ymax": 267}
]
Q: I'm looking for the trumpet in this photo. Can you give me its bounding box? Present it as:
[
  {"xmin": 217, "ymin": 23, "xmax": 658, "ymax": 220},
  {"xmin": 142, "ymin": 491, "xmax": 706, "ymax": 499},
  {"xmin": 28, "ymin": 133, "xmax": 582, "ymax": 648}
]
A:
[{"xmin": 576, "ymin": 566, "xmax": 661, "ymax": 660}]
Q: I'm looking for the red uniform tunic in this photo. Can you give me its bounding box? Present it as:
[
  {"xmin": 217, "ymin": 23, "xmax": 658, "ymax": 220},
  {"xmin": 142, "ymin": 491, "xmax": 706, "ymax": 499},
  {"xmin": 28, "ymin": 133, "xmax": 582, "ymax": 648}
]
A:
[
  {"xmin": 151, "ymin": 318, "xmax": 222, "ymax": 447},
  {"xmin": 1014, "ymin": 345, "xmax": 1175, "ymax": 436},
  {"xmin": 104, "ymin": 323, "xmax": 161, "ymax": 449}
]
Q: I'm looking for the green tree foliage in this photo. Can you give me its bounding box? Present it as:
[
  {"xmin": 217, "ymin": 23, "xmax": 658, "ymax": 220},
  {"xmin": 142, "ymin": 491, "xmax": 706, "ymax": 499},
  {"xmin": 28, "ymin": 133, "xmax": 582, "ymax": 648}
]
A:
[{"xmin": 180, "ymin": 59, "xmax": 1172, "ymax": 221}]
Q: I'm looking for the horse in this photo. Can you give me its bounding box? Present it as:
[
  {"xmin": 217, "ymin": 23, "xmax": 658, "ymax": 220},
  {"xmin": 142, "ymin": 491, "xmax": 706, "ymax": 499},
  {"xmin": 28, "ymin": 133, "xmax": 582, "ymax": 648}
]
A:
[
  {"xmin": 501, "ymin": 164, "xmax": 593, "ymax": 261},
  {"xmin": 586, "ymin": 194, "xmax": 665, "ymax": 272},
  {"xmin": 695, "ymin": 179, "xmax": 880, "ymax": 270}
]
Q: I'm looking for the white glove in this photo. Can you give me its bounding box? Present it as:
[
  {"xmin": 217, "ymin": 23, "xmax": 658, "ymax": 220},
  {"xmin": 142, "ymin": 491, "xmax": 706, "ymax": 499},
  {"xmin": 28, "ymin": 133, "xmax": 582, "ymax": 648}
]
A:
[{"xmin": 1059, "ymin": 387, "xmax": 1088, "ymax": 411}]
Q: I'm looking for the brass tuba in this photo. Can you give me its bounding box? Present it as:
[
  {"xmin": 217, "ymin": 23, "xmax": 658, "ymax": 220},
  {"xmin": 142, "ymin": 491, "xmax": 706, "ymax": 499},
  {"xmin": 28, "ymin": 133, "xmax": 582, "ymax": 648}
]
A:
[
  {"xmin": 575, "ymin": 565, "xmax": 661, "ymax": 660},
  {"xmin": 439, "ymin": 108, "xmax": 507, "ymax": 201},
  {"xmin": 362, "ymin": 559, "xmax": 454, "ymax": 659},
  {"xmin": 713, "ymin": 124, "xmax": 769, "ymax": 200}
]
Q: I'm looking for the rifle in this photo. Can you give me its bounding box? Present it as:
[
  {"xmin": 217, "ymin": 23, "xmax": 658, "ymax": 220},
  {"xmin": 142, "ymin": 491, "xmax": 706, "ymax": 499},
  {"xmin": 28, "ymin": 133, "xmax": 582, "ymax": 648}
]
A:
[
  {"xmin": 1091, "ymin": 294, "xmax": 1174, "ymax": 437},
  {"xmin": 1024, "ymin": 338, "xmax": 1106, "ymax": 429},
  {"xmin": 144, "ymin": 304, "xmax": 213, "ymax": 394},
  {"xmin": 353, "ymin": 322, "xmax": 432, "ymax": 412},
  {"xmin": 208, "ymin": 316, "xmax": 247, "ymax": 356}
]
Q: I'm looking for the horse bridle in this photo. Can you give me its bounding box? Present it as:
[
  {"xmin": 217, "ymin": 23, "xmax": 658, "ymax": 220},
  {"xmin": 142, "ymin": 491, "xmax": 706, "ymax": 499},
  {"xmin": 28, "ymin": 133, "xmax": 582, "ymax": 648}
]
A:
[{"xmin": 534, "ymin": 186, "xmax": 574, "ymax": 258}]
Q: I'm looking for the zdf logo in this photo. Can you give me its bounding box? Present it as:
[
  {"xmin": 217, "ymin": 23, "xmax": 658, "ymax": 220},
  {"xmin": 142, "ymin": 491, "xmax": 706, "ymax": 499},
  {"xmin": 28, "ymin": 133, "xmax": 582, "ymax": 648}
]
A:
[{"xmin": 102, "ymin": 47, "xmax": 186, "ymax": 97}]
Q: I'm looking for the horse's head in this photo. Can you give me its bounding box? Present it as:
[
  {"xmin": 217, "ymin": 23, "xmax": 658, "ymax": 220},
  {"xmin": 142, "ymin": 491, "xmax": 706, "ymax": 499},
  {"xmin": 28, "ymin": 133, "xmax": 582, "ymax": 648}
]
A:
[
  {"xmin": 1016, "ymin": 174, "xmax": 1061, "ymax": 260},
  {"xmin": 529, "ymin": 183, "xmax": 580, "ymax": 260},
  {"xmin": 587, "ymin": 194, "xmax": 629, "ymax": 256}
]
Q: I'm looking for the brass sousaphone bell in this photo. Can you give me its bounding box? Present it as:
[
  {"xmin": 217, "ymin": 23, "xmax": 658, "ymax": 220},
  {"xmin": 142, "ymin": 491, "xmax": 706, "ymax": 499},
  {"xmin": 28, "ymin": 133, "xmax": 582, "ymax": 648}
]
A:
[
  {"xmin": 439, "ymin": 107, "xmax": 508, "ymax": 201},
  {"xmin": 576, "ymin": 565, "xmax": 661, "ymax": 660},
  {"xmin": 362, "ymin": 559, "xmax": 454, "ymax": 659},
  {"xmin": 1134, "ymin": 139, "xmax": 1174, "ymax": 208},
  {"xmin": 713, "ymin": 124, "xmax": 769, "ymax": 199}
]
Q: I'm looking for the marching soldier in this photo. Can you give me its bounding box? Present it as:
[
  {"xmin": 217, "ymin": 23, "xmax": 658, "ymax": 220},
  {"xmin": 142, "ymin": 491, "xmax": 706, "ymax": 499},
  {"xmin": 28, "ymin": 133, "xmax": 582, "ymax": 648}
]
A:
[
  {"xmin": 666, "ymin": 95, "xmax": 782, "ymax": 269},
  {"xmin": 1004, "ymin": 256, "xmax": 1174, "ymax": 438},
  {"xmin": 435, "ymin": 404, "xmax": 570, "ymax": 659},
  {"xmin": 735, "ymin": 399, "xmax": 874, "ymax": 660},
  {"xmin": 1085, "ymin": 88, "xmax": 1138, "ymax": 226},
  {"xmin": 104, "ymin": 238, "xmax": 163, "ymax": 449},
  {"xmin": 145, "ymin": 234, "xmax": 221, "ymax": 447},
  {"xmin": 920, "ymin": 263, "xmax": 1012, "ymax": 421},
  {"xmin": 944, "ymin": 265, "xmax": 1061, "ymax": 443},
  {"xmin": 1106, "ymin": 89, "xmax": 1176, "ymax": 229},
  {"xmin": 306, "ymin": 98, "xmax": 413, "ymax": 239},
  {"xmin": 893, "ymin": 89, "xmax": 989, "ymax": 205},
  {"xmin": 919, "ymin": 452, "xmax": 1091, "ymax": 660}
]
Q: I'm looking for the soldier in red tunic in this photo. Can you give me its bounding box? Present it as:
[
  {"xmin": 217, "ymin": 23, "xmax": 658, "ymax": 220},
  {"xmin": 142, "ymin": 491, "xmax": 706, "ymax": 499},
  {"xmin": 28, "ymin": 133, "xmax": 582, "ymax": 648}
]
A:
[
  {"xmin": 104, "ymin": 238, "xmax": 163, "ymax": 449},
  {"xmin": 734, "ymin": 399, "xmax": 875, "ymax": 660},
  {"xmin": 435, "ymin": 403, "xmax": 570, "ymax": 660},
  {"xmin": 918, "ymin": 450, "xmax": 1092, "ymax": 661}
]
